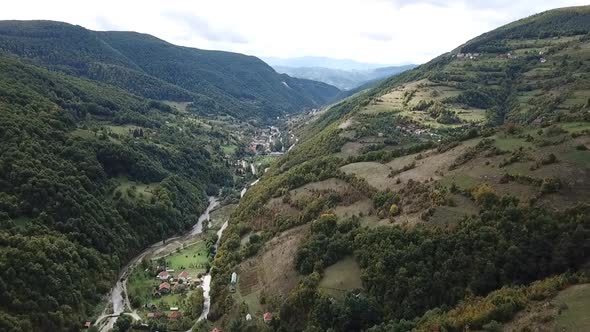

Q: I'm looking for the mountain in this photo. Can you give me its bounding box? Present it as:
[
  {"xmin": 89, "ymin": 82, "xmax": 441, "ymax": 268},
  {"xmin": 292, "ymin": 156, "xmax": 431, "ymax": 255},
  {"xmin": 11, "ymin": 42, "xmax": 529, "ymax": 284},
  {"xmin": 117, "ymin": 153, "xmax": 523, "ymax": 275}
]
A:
[
  {"xmin": 0, "ymin": 51, "xmax": 241, "ymax": 330},
  {"xmin": 0, "ymin": 21, "xmax": 340, "ymax": 121},
  {"xmin": 272, "ymin": 64, "xmax": 416, "ymax": 90},
  {"xmin": 209, "ymin": 6, "xmax": 590, "ymax": 331}
]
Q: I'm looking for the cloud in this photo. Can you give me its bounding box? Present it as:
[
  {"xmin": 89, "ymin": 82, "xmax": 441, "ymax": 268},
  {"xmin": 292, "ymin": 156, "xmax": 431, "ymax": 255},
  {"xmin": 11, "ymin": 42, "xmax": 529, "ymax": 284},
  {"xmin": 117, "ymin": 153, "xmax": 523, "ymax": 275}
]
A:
[
  {"xmin": 0, "ymin": 0, "xmax": 587, "ymax": 65},
  {"xmin": 361, "ymin": 31, "xmax": 393, "ymax": 42},
  {"xmin": 164, "ymin": 11, "xmax": 248, "ymax": 44}
]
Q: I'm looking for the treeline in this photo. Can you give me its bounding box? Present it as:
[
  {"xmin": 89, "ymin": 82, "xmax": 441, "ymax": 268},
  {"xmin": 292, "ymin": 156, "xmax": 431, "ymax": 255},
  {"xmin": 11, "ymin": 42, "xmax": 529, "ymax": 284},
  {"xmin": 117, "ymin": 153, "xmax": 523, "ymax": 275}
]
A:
[
  {"xmin": 275, "ymin": 198, "xmax": 590, "ymax": 331},
  {"xmin": 0, "ymin": 21, "xmax": 341, "ymax": 121},
  {"xmin": 0, "ymin": 54, "xmax": 231, "ymax": 331}
]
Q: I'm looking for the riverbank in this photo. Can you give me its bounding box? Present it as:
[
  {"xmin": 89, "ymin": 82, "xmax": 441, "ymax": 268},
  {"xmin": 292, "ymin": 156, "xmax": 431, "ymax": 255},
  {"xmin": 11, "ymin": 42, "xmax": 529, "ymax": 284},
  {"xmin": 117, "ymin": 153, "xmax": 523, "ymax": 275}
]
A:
[{"xmin": 95, "ymin": 197, "xmax": 220, "ymax": 332}]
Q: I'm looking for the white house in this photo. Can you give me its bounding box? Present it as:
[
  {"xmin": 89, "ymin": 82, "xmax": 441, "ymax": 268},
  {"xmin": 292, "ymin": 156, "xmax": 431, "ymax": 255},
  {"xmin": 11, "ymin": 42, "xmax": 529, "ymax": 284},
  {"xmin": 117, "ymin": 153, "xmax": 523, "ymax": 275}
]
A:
[{"xmin": 231, "ymin": 272, "xmax": 237, "ymax": 284}]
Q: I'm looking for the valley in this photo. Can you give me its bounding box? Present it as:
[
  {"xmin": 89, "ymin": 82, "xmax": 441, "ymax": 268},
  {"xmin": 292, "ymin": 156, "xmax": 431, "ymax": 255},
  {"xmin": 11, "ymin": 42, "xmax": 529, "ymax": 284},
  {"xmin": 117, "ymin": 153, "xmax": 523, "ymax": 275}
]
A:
[{"xmin": 0, "ymin": 4, "xmax": 590, "ymax": 332}]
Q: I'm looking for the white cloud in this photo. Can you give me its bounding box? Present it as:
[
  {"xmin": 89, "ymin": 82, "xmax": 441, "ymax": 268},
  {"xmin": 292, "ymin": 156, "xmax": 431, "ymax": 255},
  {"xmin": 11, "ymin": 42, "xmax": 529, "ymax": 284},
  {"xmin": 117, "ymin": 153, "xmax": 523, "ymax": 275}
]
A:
[{"xmin": 0, "ymin": 0, "xmax": 587, "ymax": 65}]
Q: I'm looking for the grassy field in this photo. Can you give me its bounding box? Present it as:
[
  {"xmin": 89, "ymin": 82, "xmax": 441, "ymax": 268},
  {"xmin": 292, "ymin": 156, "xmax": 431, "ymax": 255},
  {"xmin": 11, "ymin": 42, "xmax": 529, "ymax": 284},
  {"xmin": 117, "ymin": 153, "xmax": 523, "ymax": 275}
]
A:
[
  {"xmin": 553, "ymin": 284, "xmax": 590, "ymax": 331},
  {"xmin": 158, "ymin": 240, "xmax": 210, "ymax": 276},
  {"xmin": 319, "ymin": 257, "xmax": 363, "ymax": 299},
  {"xmin": 114, "ymin": 177, "xmax": 156, "ymax": 201}
]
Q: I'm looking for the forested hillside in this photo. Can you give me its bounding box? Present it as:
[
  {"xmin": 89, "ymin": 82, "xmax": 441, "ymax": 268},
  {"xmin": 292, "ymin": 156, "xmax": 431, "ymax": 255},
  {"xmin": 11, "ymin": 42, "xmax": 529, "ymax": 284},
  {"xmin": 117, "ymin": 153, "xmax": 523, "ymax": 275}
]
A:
[
  {"xmin": 0, "ymin": 53, "xmax": 236, "ymax": 331},
  {"xmin": 0, "ymin": 21, "xmax": 340, "ymax": 121},
  {"xmin": 206, "ymin": 6, "xmax": 590, "ymax": 331}
]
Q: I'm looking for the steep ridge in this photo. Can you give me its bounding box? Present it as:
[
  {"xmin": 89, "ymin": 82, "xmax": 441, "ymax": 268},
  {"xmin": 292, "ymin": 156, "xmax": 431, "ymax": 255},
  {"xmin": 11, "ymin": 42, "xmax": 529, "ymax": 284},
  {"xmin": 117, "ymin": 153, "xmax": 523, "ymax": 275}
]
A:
[
  {"xmin": 0, "ymin": 53, "xmax": 236, "ymax": 330},
  {"xmin": 0, "ymin": 21, "xmax": 341, "ymax": 120},
  {"xmin": 208, "ymin": 6, "xmax": 590, "ymax": 331}
]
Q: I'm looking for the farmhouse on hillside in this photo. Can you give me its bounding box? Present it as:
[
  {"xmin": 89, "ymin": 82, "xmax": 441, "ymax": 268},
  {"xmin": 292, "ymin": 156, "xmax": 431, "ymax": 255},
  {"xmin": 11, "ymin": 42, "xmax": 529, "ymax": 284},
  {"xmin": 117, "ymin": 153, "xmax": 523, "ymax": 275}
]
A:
[
  {"xmin": 177, "ymin": 271, "xmax": 189, "ymax": 282},
  {"xmin": 263, "ymin": 312, "xmax": 273, "ymax": 324},
  {"xmin": 159, "ymin": 282, "xmax": 171, "ymax": 294},
  {"xmin": 158, "ymin": 271, "xmax": 170, "ymax": 281}
]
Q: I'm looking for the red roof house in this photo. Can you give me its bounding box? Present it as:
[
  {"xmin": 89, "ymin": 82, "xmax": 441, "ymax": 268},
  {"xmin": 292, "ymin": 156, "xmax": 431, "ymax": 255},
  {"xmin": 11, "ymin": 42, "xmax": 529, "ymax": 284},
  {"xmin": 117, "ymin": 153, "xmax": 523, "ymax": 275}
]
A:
[
  {"xmin": 159, "ymin": 282, "xmax": 171, "ymax": 293},
  {"xmin": 168, "ymin": 311, "xmax": 182, "ymax": 319},
  {"xmin": 83, "ymin": 322, "xmax": 91, "ymax": 328},
  {"xmin": 147, "ymin": 312, "xmax": 161, "ymax": 318},
  {"xmin": 263, "ymin": 312, "xmax": 273, "ymax": 323},
  {"xmin": 177, "ymin": 271, "xmax": 189, "ymax": 281},
  {"xmin": 158, "ymin": 271, "xmax": 170, "ymax": 280},
  {"xmin": 212, "ymin": 328, "xmax": 222, "ymax": 332}
]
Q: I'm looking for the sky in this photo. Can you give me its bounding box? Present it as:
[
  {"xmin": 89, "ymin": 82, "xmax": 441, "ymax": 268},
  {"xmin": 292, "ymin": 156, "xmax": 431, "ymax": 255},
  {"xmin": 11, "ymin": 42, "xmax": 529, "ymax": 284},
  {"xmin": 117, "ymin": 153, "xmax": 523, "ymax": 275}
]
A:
[{"xmin": 0, "ymin": 0, "xmax": 587, "ymax": 66}]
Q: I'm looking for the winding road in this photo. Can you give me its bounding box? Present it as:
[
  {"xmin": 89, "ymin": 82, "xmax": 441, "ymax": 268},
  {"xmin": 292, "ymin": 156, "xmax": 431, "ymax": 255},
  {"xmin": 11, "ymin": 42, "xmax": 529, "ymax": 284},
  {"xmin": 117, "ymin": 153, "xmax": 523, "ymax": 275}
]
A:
[{"xmin": 95, "ymin": 197, "xmax": 219, "ymax": 332}]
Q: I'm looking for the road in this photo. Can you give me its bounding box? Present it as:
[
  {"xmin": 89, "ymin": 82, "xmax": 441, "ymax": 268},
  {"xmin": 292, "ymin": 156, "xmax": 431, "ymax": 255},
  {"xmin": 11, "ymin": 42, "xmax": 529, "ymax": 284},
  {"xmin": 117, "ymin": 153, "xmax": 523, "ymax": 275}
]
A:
[{"xmin": 95, "ymin": 197, "xmax": 219, "ymax": 332}]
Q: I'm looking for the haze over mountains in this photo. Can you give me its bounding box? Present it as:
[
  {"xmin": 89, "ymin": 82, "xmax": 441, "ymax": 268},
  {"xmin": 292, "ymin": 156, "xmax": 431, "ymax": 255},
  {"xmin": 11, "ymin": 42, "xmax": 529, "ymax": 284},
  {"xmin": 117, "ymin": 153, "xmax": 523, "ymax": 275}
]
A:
[
  {"xmin": 1, "ymin": 4, "xmax": 590, "ymax": 332},
  {"xmin": 272, "ymin": 64, "xmax": 417, "ymax": 90}
]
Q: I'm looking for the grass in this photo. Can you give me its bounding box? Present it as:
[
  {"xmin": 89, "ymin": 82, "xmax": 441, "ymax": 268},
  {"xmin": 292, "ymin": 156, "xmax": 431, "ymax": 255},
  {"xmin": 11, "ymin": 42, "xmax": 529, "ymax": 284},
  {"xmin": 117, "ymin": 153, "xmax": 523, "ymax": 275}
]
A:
[
  {"xmin": 160, "ymin": 240, "xmax": 210, "ymax": 276},
  {"xmin": 561, "ymin": 121, "xmax": 590, "ymax": 133},
  {"xmin": 209, "ymin": 204, "xmax": 237, "ymax": 230},
  {"xmin": 553, "ymin": 284, "xmax": 590, "ymax": 331},
  {"xmin": 319, "ymin": 257, "xmax": 363, "ymax": 299},
  {"xmin": 561, "ymin": 149, "xmax": 590, "ymax": 167},
  {"xmin": 493, "ymin": 136, "xmax": 534, "ymax": 151},
  {"xmin": 222, "ymin": 144, "xmax": 238, "ymax": 155},
  {"xmin": 439, "ymin": 174, "xmax": 479, "ymax": 191},
  {"xmin": 114, "ymin": 177, "xmax": 156, "ymax": 201}
]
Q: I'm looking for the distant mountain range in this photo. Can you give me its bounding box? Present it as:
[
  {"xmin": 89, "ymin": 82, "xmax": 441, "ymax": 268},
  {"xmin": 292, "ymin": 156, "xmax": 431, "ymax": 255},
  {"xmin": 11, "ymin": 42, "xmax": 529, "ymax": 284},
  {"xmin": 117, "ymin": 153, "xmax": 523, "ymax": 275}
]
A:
[
  {"xmin": 0, "ymin": 21, "xmax": 341, "ymax": 121},
  {"xmin": 264, "ymin": 56, "xmax": 398, "ymax": 70},
  {"xmin": 272, "ymin": 64, "xmax": 416, "ymax": 90}
]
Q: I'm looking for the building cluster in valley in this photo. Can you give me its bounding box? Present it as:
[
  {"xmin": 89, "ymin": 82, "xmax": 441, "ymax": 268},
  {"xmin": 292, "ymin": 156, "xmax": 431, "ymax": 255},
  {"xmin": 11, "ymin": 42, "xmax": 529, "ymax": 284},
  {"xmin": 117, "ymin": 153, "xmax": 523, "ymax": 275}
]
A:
[
  {"xmin": 142, "ymin": 268, "xmax": 204, "ymax": 320},
  {"xmin": 248, "ymin": 126, "xmax": 285, "ymax": 154}
]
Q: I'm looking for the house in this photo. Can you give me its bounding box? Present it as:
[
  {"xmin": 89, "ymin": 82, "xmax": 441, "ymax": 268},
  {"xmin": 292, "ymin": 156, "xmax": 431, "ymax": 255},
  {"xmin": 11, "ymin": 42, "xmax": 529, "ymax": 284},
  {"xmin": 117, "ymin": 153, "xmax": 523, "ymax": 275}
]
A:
[
  {"xmin": 170, "ymin": 307, "xmax": 179, "ymax": 311},
  {"xmin": 263, "ymin": 312, "xmax": 273, "ymax": 323},
  {"xmin": 192, "ymin": 278, "xmax": 201, "ymax": 285},
  {"xmin": 168, "ymin": 311, "xmax": 182, "ymax": 319},
  {"xmin": 145, "ymin": 303, "xmax": 157, "ymax": 311},
  {"xmin": 83, "ymin": 322, "xmax": 91, "ymax": 329},
  {"xmin": 159, "ymin": 282, "xmax": 171, "ymax": 294},
  {"xmin": 212, "ymin": 328, "xmax": 222, "ymax": 332},
  {"xmin": 231, "ymin": 272, "xmax": 237, "ymax": 284},
  {"xmin": 147, "ymin": 312, "xmax": 161, "ymax": 319},
  {"xmin": 158, "ymin": 271, "xmax": 170, "ymax": 281},
  {"xmin": 540, "ymin": 57, "xmax": 547, "ymax": 63},
  {"xmin": 177, "ymin": 271, "xmax": 189, "ymax": 282},
  {"xmin": 246, "ymin": 313, "xmax": 252, "ymax": 321}
]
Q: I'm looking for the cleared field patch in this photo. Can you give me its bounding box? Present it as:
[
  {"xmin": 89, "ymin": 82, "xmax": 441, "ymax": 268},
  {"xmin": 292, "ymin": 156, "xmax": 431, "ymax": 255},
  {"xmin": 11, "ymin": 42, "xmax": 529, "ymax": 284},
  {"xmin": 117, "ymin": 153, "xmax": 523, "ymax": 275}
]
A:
[
  {"xmin": 114, "ymin": 177, "xmax": 157, "ymax": 201},
  {"xmin": 319, "ymin": 257, "xmax": 363, "ymax": 299},
  {"xmin": 336, "ymin": 141, "xmax": 366, "ymax": 158},
  {"xmin": 70, "ymin": 128, "xmax": 94, "ymax": 139},
  {"xmin": 209, "ymin": 204, "xmax": 237, "ymax": 230},
  {"xmin": 290, "ymin": 178, "xmax": 353, "ymax": 201},
  {"xmin": 430, "ymin": 195, "xmax": 478, "ymax": 227},
  {"xmin": 333, "ymin": 198, "xmax": 374, "ymax": 219},
  {"xmin": 155, "ymin": 240, "xmax": 210, "ymax": 276},
  {"xmin": 553, "ymin": 283, "xmax": 590, "ymax": 331},
  {"xmin": 235, "ymin": 224, "xmax": 310, "ymax": 311},
  {"xmin": 492, "ymin": 136, "xmax": 534, "ymax": 151},
  {"xmin": 341, "ymin": 162, "xmax": 395, "ymax": 190},
  {"xmin": 162, "ymin": 100, "xmax": 191, "ymax": 112},
  {"xmin": 561, "ymin": 121, "xmax": 590, "ymax": 133}
]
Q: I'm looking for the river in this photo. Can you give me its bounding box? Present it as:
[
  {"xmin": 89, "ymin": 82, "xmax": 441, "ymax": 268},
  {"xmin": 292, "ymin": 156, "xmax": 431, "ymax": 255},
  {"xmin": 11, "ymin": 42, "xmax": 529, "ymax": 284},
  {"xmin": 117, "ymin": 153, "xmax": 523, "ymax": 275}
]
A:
[{"xmin": 95, "ymin": 196, "xmax": 220, "ymax": 332}]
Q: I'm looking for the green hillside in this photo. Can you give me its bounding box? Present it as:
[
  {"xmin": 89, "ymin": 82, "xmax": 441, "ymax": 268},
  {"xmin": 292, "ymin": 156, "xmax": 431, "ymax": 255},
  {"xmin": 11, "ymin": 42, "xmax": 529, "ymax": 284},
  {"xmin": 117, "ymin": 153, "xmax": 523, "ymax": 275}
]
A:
[
  {"xmin": 0, "ymin": 53, "xmax": 239, "ymax": 330},
  {"xmin": 0, "ymin": 21, "xmax": 340, "ymax": 121},
  {"xmin": 207, "ymin": 6, "xmax": 590, "ymax": 331}
]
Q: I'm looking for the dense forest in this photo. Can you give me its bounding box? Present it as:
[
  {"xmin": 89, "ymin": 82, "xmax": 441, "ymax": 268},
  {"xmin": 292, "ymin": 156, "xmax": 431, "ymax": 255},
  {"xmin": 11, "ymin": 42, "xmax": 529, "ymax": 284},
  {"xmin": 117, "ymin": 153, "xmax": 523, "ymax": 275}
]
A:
[
  {"xmin": 0, "ymin": 21, "xmax": 341, "ymax": 121},
  {"xmin": 0, "ymin": 54, "xmax": 233, "ymax": 331}
]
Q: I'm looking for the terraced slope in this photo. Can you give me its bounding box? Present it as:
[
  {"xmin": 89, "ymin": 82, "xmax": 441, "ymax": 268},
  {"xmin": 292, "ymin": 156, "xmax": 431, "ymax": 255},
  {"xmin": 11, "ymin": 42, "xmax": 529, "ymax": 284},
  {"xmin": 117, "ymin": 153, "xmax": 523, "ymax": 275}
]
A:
[{"xmin": 208, "ymin": 6, "xmax": 590, "ymax": 332}]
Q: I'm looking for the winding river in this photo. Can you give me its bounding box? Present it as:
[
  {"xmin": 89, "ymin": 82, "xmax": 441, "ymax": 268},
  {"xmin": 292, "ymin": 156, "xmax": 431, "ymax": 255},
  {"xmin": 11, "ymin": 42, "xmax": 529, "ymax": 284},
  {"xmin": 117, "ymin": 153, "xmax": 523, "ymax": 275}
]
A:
[
  {"xmin": 95, "ymin": 196, "xmax": 220, "ymax": 332},
  {"xmin": 94, "ymin": 157, "xmax": 273, "ymax": 331}
]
